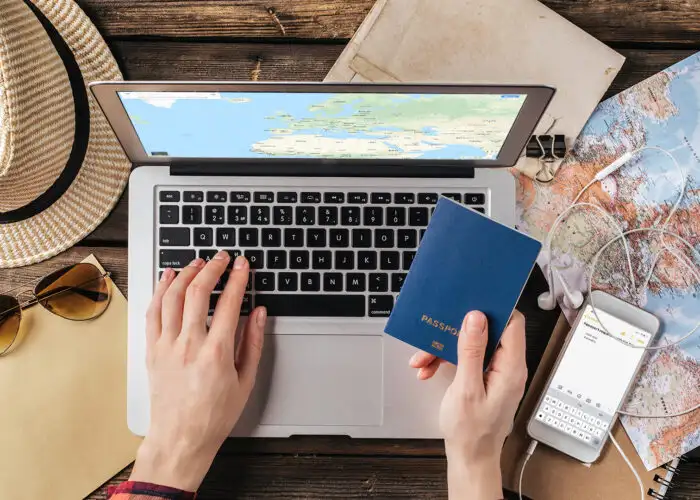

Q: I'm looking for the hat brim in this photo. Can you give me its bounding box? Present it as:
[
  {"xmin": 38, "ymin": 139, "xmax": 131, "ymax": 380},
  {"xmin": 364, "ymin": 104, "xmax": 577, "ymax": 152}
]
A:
[{"xmin": 0, "ymin": 0, "xmax": 130, "ymax": 268}]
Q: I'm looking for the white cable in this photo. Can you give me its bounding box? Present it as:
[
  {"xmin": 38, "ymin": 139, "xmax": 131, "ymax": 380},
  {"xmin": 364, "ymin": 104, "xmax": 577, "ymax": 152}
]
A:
[
  {"xmin": 608, "ymin": 431, "xmax": 644, "ymax": 500},
  {"xmin": 542, "ymin": 146, "xmax": 700, "ymax": 418},
  {"xmin": 518, "ymin": 440, "xmax": 538, "ymax": 500}
]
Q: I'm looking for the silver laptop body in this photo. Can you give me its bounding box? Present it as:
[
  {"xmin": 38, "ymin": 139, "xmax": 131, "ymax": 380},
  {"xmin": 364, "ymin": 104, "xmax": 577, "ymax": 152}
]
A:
[{"xmin": 91, "ymin": 82, "xmax": 554, "ymax": 438}]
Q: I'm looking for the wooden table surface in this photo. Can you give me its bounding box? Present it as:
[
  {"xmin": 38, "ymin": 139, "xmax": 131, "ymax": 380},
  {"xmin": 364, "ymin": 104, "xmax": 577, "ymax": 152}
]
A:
[{"xmin": 2, "ymin": 1, "xmax": 699, "ymax": 498}]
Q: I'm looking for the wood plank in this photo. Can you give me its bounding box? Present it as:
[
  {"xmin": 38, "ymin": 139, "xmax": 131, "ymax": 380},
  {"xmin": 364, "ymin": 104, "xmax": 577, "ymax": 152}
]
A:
[
  {"xmin": 77, "ymin": 0, "xmax": 700, "ymax": 46},
  {"xmin": 607, "ymin": 49, "xmax": 696, "ymax": 98},
  {"xmin": 87, "ymin": 455, "xmax": 700, "ymax": 500},
  {"xmin": 111, "ymin": 41, "xmax": 343, "ymax": 81},
  {"xmin": 77, "ymin": 0, "xmax": 374, "ymax": 39}
]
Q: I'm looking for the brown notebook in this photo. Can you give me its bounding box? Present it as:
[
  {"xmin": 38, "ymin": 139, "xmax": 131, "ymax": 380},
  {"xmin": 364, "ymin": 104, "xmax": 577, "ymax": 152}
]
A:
[{"xmin": 501, "ymin": 315, "xmax": 681, "ymax": 500}]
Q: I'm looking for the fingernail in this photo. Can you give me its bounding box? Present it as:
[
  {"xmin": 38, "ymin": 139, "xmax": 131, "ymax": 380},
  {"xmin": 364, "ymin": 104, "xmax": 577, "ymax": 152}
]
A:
[
  {"xmin": 214, "ymin": 250, "xmax": 229, "ymax": 260},
  {"xmin": 189, "ymin": 258, "xmax": 204, "ymax": 268},
  {"xmin": 409, "ymin": 352, "xmax": 420, "ymax": 365},
  {"xmin": 160, "ymin": 268, "xmax": 173, "ymax": 281},
  {"xmin": 417, "ymin": 368, "xmax": 425, "ymax": 380},
  {"xmin": 464, "ymin": 311, "xmax": 486, "ymax": 335},
  {"xmin": 256, "ymin": 307, "xmax": 267, "ymax": 327},
  {"xmin": 233, "ymin": 255, "xmax": 247, "ymax": 270}
]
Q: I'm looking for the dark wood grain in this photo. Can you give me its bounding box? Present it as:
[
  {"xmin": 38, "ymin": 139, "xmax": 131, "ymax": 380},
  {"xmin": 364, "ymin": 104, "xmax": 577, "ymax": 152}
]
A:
[
  {"xmin": 76, "ymin": 0, "xmax": 374, "ymax": 39},
  {"xmin": 76, "ymin": 0, "xmax": 700, "ymax": 46}
]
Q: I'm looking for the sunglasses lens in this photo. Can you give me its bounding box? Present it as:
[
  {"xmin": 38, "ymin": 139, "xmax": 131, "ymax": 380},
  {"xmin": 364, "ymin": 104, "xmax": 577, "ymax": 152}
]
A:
[
  {"xmin": 34, "ymin": 263, "xmax": 111, "ymax": 320},
  {"xmin": 0, "ymin": 295, "xmax": 21, "ymax": 354}
]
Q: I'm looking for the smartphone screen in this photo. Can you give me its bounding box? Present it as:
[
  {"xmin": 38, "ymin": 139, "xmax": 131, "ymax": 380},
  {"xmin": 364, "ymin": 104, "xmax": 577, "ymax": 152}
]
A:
[{"xmin": 533, "ymin": 304, "xmax": 653, "ymax": 447}]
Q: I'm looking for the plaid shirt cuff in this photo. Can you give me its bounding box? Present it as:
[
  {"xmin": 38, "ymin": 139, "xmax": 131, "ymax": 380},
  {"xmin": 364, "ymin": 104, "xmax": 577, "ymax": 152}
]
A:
[{"xmin": 107, "ymin": 481, "xmax": 196, "ymax": 500}]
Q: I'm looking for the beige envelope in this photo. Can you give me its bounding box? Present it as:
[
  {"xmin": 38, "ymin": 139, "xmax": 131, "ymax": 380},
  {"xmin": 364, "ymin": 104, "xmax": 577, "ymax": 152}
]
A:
[
  {"xmin": 0, "ymin": 255, "xmax": 141, "ymax": 500},
  {"xmin": 326, "ymin": 0, "xmax": 626, "ymax": 180}
]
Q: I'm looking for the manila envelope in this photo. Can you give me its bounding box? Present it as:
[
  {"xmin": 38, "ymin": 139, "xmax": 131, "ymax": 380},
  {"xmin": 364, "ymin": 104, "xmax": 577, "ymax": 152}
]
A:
[{"xmin": 0, "ymin": 255, "xmax": 141, "ymax": 500}]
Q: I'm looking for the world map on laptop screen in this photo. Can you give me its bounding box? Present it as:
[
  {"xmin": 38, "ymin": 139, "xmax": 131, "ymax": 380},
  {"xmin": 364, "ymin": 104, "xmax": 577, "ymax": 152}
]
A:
[{"xmin": 117, "ymin": 91, "xmax": 527, "ymax": 160}]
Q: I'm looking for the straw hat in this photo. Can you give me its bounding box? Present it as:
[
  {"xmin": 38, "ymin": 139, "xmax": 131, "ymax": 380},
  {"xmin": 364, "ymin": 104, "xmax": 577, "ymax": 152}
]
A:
[{"xmin": 0, "ymin": 0, "xmax": 130, "ymax": 268}]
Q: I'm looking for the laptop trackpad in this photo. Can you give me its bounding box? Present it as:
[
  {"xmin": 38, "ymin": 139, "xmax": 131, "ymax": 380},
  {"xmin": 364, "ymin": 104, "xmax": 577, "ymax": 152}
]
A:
[{"xmin": 253, "ymin": 335, "xmax": 383, "ymax": 427}]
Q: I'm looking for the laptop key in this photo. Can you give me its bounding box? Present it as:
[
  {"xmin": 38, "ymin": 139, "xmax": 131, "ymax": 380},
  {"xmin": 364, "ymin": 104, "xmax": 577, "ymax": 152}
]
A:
[
  {"xmin": 397, "ymin": 229, "xmax": 416, "ymax": 248},
  {"xmin": 278, "ymin": 272, "xmax": 298, "ymax": 291},
  {"xmin": 230, "ymin": 191, "xmax": 251, "ymax": 203},
  {"xmin": 244, "ymin": 250, "xmax": 264, "ymax": 269},
  {"xmin": 262, "ymin": 228, "xmax": 281, "ymax": 247},
  {"xmin": 323, "ymin": 272, "xmax": 343, "ymax": 292},
  {"xmin": 214, "ymin": 271, "xmax": 230, "ymax": 291},
  {"xmin": 392, "ymin": 273, "xmax": 407, "ymax": 292},
  {"xmin": 194, "ymin": 228, "xmax": 213, "ymax": 247},
  {"xmin": 369, "ymin": 273, "xmax": 389, "ymax": 292},
  {"xmin": 352, "ymin": 229, "xmax": 372, "ymax": 248},
  {"xmin": 301, "ymin": 192, "xmax": 321, "ymax": 204},
  {"xmin": 239, "ymin": 228, "xmax": 259, "ymax": 247},
  {"xmin": 290, "ymin": 250, "xmax": 310, "ymax": 269},
  {"xmin": 205, "ymin": 205, "xmax": 225, "ymax": 224},
  {"xmin": 273, "ymin": 206, "xmax": 293, "ymax": 225},
  {"xmin": 301, "ymin": 272, "xmax": 321, "ymax": 291},
  {"xmin": 319, "ymin": 206, "xmax": 338, "ymax": 225},
  {"xmin": 199, "ymin": 249, "xmax": 217, "ymax": 262},
  {"xmin": 267, "ymin": 250, "xmax": 287, "ymax": 270},
  {"xmin": 386, "ymin": 207, "xmax": 406, "ymax": 226},
  {"xmin": 284, "ymin": 228, "xmax": 304, "ymax": 247},
  {"xmin": 394, "ymin": 193, "xmax": 415, "ymax": 204},
  {"xmin": 251, "ymin": 206, "xmax": 270, "ymax": 225},
  {"xmin": 419, "ymin": 229, "xmax": 427, "ymax": 242},
  {"xmin": 348, "ymin": 192, "xmax": 368, "ymax": 204},
  {"xmin": 346, "ymin": 273, "xmax": 366, "ymax": 292},
  {"xmin": 254, "ymin": 192, "xmax": 274, "ymax": 203},
  {"xmin": 159, "ymin": 249, "xmax": 195, "ymax": 268},
  {"xmin": 240, "ymin": 294, "xmax": 252, "ymax": 315},
  {"xmin": 277, "ymin": 192, "xmax": 298, "ymax": 203},
  {"xmin": 371, "ymin": 192, "xmax": 391, "ymax": 204},
  {"xmin": 159, "ymin": 191, "xmax": 180, "ymax": 202},
  {"xmin": 307, "ymin": 228, "xmax": 326, "ymax": 248},
  {"xmin": 465, "ymin": 193, "xmax": 485, "ymax": 205},
  {"xmin": 380, "ymin": 251, "xmax": 400, "ymax": 270},
  {"xmin": 159, "ymin": 205, "xmax": 179, "ymax": 224},
  {"xmin": 216, "ymin": 228, "xmax": 236, "ymax": 246},
  {"xmin": 473, "ymin": 207, "xmax": 486, "ymax": 214},
  {"xmin": 403, "ymin": 251, "xmax": 416, "ymax": 270},
  {"xmin": 375, "ymin": 229, "xmax": 394, "ymax": 248},
  {"xmin": 159, "ymin": 227, "xmax": 189, "ymax": 246},
  {"xmin": 418, "ymin": 193, "xmax": 438, "ymax": 204},
  {"xmin": 341, "ymin": 206, "xmax": 361, "ymax": 226},
  {"xmin": 312, "ymin": 251, "xmax": 332, "ymax": 270},
  {"xmin": 442, "ymin": 193, "xmax": 461, "ymax": 202},
  {"xmin": 368, "ymin": 295, "xmax": 394, "ymax": 317},
  {"xmin": 409, "ymin": 207, "xmax": 429, "ymax": 226},
  {"xmin": 324, "ymin": 192, "xmax": 345, "ymax": 203},
  {"xmin": 329, "ymin": 228, "xmax": 349, "ymax": 248},
  {"xmin": 208, "ymin": 293, "xmax": 221, "ymax": 314},
  {"xmin": 358, "ymin": 251, "xmax": 377, "ymax": 270},
  {"xmin": 255, "ymin": 294, "xmax": 365, "ymax": 317},
  {"xmin": 296, "ymin": 206, "xmax": 315, "ymax": 225},
  {"xmin": 227, "ymin": 205, "xmax": 248, "ymax": 225},
  {"xmin": 335, "ymin": 251, "xmax": 354, "ymax": 270},
  {"xmin": 363, "ymin": 206, "xmax": 383, "ymax": 226},
  {"xmin": 184, "ymin": 191, "xmax": 204, "ymax": 202},
  {"xmin": 254, "ymin": 272, "xmax": 275, "ymax": 292},
  {"xmin": 207, "ymin": 191, "xmax": 227, "ymax": 203}
]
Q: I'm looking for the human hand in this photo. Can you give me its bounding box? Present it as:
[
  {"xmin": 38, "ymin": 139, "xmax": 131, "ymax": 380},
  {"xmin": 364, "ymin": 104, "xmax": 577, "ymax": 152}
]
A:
[
  {"xmin": 412, "ymin": 310, "xmax": 527, "ymax": 499},
  {"xmin": 130, "ymin": 251, "xmax": 267, "ymax": 492}
]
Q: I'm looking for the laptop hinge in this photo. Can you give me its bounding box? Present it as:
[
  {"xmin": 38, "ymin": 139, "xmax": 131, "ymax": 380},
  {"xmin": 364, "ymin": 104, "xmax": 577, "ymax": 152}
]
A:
[{"xmin": 169, "ymin": 162, "xmax": 476, "ymax": 178}]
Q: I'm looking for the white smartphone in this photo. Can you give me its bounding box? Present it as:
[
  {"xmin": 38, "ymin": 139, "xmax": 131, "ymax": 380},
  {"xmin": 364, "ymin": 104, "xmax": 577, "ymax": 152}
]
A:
[{"xmin": 527, "ymin": 290, "xmax": 660, "ymax": 463}]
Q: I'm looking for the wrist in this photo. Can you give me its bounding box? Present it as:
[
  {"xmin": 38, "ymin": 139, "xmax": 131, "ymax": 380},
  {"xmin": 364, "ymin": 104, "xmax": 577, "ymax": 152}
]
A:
[
  {"xmin": 130, "ymin": 436, "xmax": 217, "ymax": 492},
  {"xmin": 446, "ymin": 447, "xmax": 502, "ymax": 500}
]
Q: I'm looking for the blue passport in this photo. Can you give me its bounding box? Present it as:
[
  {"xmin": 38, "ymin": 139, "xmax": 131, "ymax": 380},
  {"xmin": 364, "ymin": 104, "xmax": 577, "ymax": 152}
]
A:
[{"xmin": 384, "ymin": 197, "xmax": 542, "ymax": 366}]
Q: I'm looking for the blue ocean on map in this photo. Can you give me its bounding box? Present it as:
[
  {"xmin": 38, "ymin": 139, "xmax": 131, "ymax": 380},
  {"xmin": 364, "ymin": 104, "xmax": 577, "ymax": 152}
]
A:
[{"xmin": 119, "ymin": 92, "xmax": 488, "ymax": 159}]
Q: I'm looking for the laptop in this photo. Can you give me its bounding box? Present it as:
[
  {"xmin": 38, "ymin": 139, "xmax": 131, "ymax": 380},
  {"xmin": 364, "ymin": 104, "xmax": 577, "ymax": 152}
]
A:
[{"xmin": 91, "ymin": 82, "xmax": 554, "ymax": 438}]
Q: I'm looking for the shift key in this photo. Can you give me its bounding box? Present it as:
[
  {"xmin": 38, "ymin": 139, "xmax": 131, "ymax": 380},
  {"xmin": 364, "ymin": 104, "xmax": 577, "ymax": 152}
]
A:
[{"xmin": 160, "ymin": 249, "xmax": 195, "ymax": 268}]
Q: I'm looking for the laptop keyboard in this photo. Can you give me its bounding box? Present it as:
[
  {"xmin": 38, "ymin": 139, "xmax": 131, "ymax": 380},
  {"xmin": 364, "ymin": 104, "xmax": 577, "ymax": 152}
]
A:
[{"xmin": 156, "ymin": 188, "xmax": 487, "ymax": 318}]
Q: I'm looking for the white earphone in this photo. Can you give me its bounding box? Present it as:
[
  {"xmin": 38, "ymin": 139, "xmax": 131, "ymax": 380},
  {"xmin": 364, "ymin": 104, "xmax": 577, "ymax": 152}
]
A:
[{"xmin": 537, "ymin": 267, "xmax": 583, "ymax": 311}]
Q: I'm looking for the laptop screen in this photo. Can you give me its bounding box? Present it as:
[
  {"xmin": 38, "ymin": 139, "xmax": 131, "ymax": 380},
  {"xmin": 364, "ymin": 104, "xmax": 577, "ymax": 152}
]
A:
[{"xmin": 117, "ymin": 91, "xmax": 527, "ymax": 160}]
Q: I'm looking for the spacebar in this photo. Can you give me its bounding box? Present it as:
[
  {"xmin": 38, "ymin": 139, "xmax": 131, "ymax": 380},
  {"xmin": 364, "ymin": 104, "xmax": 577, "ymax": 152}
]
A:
[{"xmin": 255, "ymin": 294, "xmax": 365, "ymax": 317}]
